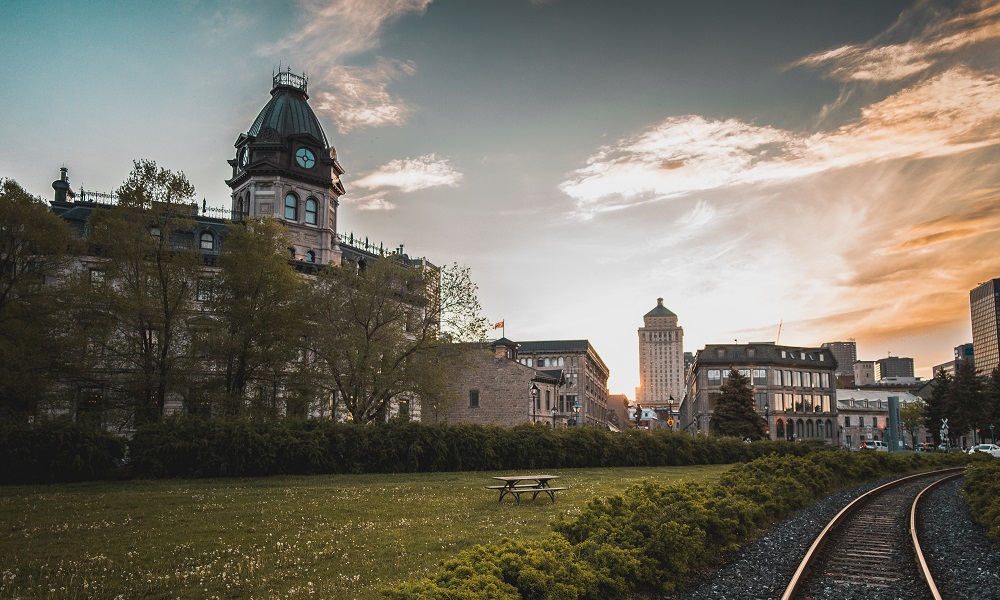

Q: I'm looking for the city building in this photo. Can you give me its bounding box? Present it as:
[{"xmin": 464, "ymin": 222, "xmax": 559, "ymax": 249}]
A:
[
  {"xmin": 875, "ymin": 356, "xmax": 914, "ymax": 380},
  {"xmin": 932, "ymin": 343, "xmax": 975, "ymax": 378},
  {"xmin": 682, "ymin": 343, "xmax": 838, "ymax": 443},
  {"xmin": 854, "ymin": 361, "xmax": 876, "ymax": 385},
  {"xmin": 971, "ymin": 278, "xmax": 1000, "ymax": 375},
  {"xmin": 821, "ymin": 341, "xmax": 857, "ymax": 377},
  {"xmin": 836, "ymin": 389, "xmax": 926, "ymax": 449},
  {"xmin": 43, "ymin": 71, "xmax": 434, "ymax": 425},
  {"xmin": 637, "ymin": 298, "xmax": 684, "ymax": 414},
  {"xmin": 515, "ymin": 340, "xmax": 612, "ymax": 428},
  {"xmin": 607, "ymin": 393, "xmax": 631, "ymax": 432},
  {"xmin": 430, "ymin": 339, "xmax": 564, "ymax": 427}
]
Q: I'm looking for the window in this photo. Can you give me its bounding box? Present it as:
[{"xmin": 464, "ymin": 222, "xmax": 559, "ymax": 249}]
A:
[
  {"xmin": 873, "ymin": 416, "xmax": 879, "ymax": 428},
  {"xmin": 305, "ymin": 251, "xmax": 315, "ymax": 263},
  {"xmin": 305, "ymin": 198, "xmax": 318, "ymax": 225},
  {"xmin": 793, "ymin": 371, "xmax": 802, "ymax": 387},
  {"xmin": 89, "ymin": 268, "xmax": 105, "ymax": 284},
  {"xmin": 821, "ymin": 373, "xmax": 830, "ymax": 388},
  {"xmin": 284, "ymin": 193, "xmax": 298, "ymax": 220},
  {"xmin": 200, "ymin": 231, "xmax": 215, "ymax": 251},
  {"xmin": 755, "ymin": 392, "xmax": 767, "ymax": 411},
  {"xmin": 196, "ymin": 277, "xmax": 214, "ymax": 302},
  {"xmin": 747, "ymin": 348, "xmax": 756, "ymax": 357},
  {"xmin": 545, "ymin": 390, "xmax": 551, "ymax": 411},
  {"xmin": 773, "ymin": 370, "xmax": 782, "ymax": 385},
  {"xmin": 738, "ymin": 369, "xmax": 751, "ymax": 380},
  {"xmin": 469, "ymin": 389, "xmax": 479, "ymax": 408},
  {"xmin": 150, "ymin": 226, "xmax": 161, "ymax": 240},
  {"xmin": 753, "ymin": 369, "xmax": 767, "ymax": 385},
  {"xmin": 707, "ymin": 369, "xmax": 722, "ymax": 385},
  {"xmin": 844, "ymin": 416, "xmax": 851, "ymax": 427}
]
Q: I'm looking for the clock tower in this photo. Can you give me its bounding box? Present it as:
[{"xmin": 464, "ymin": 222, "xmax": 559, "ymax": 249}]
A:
[{"xmin": 226, "ymin": 70, "xmax": 346, "ymax": 265}]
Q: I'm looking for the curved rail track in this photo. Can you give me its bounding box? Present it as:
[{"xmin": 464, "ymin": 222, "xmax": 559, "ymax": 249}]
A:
[{"xmin": 781, "ymin": 467, "xmax": 964, "ymax": 600}]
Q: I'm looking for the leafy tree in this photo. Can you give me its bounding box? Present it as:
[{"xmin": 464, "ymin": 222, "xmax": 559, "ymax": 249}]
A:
[
  {"xmin": 205, "ymin": 218, "xmax": 307, "ymax": 418},
  {"xmin": 710, "ymin": 369, "xmax": 766, "ymax": 439},
  {"xmin": 899, "ymin": 398, "xmax": 926, "ymax": 449},
  {"xmin": 0, "ymin": 179, "xmax": 76, "ymax": 420},
  {"xmin": 307, "ymin": 258, "xmax": 488, "ymax": 424},
  {"xmin": 923, "ymin": 370, "xmax": 951, "ymax": 446},
  {"xmin": 75, "ymin": 160, "xmax": 203, "ymax": 425}
]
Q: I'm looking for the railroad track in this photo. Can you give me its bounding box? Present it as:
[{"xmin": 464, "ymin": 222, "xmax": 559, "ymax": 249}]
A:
[{"xmin": 781, "ymin": 467, "xmax": 965, "ymax": 600}]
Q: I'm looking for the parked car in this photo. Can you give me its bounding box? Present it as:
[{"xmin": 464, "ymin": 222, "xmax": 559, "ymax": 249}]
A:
[
  {"xmin": 858, "ymin": 440, "xmax": 888, "ymax": 452},
  {"xmin": 967, "ymin": 443, "xmax": 1000, "ymax": 457},
  {"xmin": 916, "ymin": 442, "xmax": 935, "ymax": 452}
]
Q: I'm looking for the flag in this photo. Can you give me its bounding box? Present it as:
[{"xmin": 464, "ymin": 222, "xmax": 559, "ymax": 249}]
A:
[{"xmin": 494, "ymin": 320, "xmax": 504, "ymax": 329}]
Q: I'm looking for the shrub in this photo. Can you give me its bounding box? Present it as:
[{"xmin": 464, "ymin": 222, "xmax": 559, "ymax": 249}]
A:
[
  {"xmin": 962, "ymin": 458, "xmax": 1000, "ymax": 541},
  {"xmin": 0, "ymin": 419, "xmax": 125, "ymax": 483}
]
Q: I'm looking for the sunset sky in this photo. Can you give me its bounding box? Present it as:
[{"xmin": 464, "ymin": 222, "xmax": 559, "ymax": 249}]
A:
[{"xmin": 4, "ymin": 0, "xmax": 1000, "ymax": 396}]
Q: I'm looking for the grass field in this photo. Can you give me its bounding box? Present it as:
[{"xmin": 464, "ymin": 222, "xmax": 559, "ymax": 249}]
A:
[{"xmin": 0, "ymin": 465, "xmax": 729, "ymax": 599}]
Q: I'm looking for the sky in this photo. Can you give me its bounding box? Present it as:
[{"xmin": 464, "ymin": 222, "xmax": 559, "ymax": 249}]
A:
[{"xmin": 4, "ymin": 0, "xmax": 1000, "ymax": 396}]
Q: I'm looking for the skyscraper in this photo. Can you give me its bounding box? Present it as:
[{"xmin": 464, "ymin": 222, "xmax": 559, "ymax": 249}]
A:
[
  {"xmin": 971, "ymin": 279, "xmax": 1000, "ymax": 375},
  {"xmin": 638, "ymin": 298, "xmax": 684, "ymax": 411},
  {"xmin": 821, "ymin": 341, "xmax": 856, "ymax": 376}
]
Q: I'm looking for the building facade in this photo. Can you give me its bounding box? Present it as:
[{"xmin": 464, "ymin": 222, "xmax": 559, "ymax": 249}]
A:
[
  {"xmin": 682, "ymin": 343, "xmax": 838, "ymax": 443},
  {"xmin": 971, "ymin": 278, "xmax": 1000, "ymax": 375},
  {"xmin": 637, "ymin": 298, "xmax": 684, "ymax": 413},
  {"xmin": 875, "ymin": 356, "xmax": 914, "ymax": 380},
  {"xmin": 854, "ymin": 360, "xmax": 876, "ymax": 385},
  {"xmin": 515, "ymin": 340, "xmax": 611, "ymax": 428},
  {"xmin": 836, "ymin": 389, "xmax": 926, "ymax": 450},
  {"xmin": 431, "ymin": 339, "xmax": 563, "ymax": 427},
  {"xmin": 821, "ymin": 341, "xmax": 857, "ymax": 376}
]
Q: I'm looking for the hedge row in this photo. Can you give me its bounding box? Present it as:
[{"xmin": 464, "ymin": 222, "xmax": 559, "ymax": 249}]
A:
[
  {"xmin": 0, "ymin": 420, "xmax": 126, "ymax": 484},
  {"xmin": 962, "ymin": 458, "xmax": 1000, "ymax": 541},
  {"xmin": 127, "ymin": 419, "xmax": 816, "ymax": 478},
  {"xmin": 386, "ymin": 451, "xmax": 970, "ymax": 599},
  {"xmin": 2, "ymin": 418, "xmax": 819, "ymax": 482}
]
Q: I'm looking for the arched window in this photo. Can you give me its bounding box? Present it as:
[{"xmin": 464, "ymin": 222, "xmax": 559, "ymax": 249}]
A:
[
  {"xmin": 200, "ymin": 231, "xmax": 215, "ymax": 251},
  {"xmin": 776, "ymin": 419, "xmax": 785, "ymax": 439},
  {"xmin": 305, "ymin": 198, "xmax": 318, "ymax": 225},
  {"xmin": 284, "ymin": 193, "xmax": 298, "ymax": 220},
  {"xmin": 305, "ymin": 250, "xmax": 315, "ymax": 263}
]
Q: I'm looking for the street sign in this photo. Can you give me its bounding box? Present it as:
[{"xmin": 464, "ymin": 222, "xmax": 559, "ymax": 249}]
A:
[{"xmin": 667, "ymin": 418, "xmax": 675, "ymax": 427}]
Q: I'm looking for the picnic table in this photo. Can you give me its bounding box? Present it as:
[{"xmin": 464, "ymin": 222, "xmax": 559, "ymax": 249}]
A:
[{"xmin": 487, "ymin": 474, "xmax": 567, "ymax": 505}]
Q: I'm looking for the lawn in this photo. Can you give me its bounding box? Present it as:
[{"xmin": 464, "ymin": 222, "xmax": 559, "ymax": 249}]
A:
[{"xmin": 0, "ymin": 465, "xmax": 729, "ymax": 599}]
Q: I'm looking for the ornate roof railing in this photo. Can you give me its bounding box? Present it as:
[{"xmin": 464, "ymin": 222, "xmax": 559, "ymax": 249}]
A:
[{"xmin": 273, "ymin": 69, "xmax": 307, "ymax": 93}]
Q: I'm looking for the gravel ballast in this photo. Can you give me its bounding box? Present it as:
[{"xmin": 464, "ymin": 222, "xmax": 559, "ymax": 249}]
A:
[{"xmin": 670, "ymin": 473, "xmax": 1000, "ymax": 600}]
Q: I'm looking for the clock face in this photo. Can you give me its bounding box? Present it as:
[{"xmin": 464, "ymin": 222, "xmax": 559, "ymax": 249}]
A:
[
  {"xmin": 295, "ymin": 147, "xmax": 316, "ymax": 169},
  {"xmin": 239, "ymin": 147, "xmax": 249, "ymax": 168}
]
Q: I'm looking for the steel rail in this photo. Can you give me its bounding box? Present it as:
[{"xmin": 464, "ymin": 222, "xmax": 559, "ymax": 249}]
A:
[
  {"xmin": 780, "ymin": 467, "xmax": 965, "ymax": 600},
  {"xmin": 911, "ymin": 471, "xmax": 964, "ymax": 600}
]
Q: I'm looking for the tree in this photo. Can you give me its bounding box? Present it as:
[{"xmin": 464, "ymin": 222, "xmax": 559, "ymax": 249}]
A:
[
  {"xmin": 75, "ymin": 160, "xmax": 203, "ymax": 425},
  {"xmin": 949, "ymin": 359, "xmax": 985, "ymax": 445},
  {"xmin": 307, "ymin": 258, "xmax": 488, "ymax": 424},
  {"xmin": 0, "ymin": 179, "xmax": 76, "ymax": 420},
  {"xmin": 899, "ymin": 398, "xmax": 926, "ymax": 449},
  {"xmin": 923, "ymin": 370, "xmax": 951, "ymax": 446},
  {"xmin": 205, "ymin": 218, "xmax": 306, "ymax": 418},
  {"xmin": 985, "ymin": 367, "xmax": 1000, "ymax": 444},
  {"xmin": 710, "ymin": 369, "xmax": 766, "ymax": 439}
]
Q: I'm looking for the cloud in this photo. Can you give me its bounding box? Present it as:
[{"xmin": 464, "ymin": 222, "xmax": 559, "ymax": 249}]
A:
[
  {"xmin": 259, "ymin": 0, "xmax": 432, "ymax": 132},
  {"xmin": 353, "ymin": 154, "xmax": 463, "ymax": 192},
  {"xmin": 345, "ymin": 192, "xmax": 396, "ymax": 211},
  {"xmin": 313, "ymin": 59, "xmax": 416, "ymax": 133},
  {"xmin": 560, "ymin": 67, "xmax": 1000, "ymax": 215},
  {"xmin": 791, "ymin": 0, "xmax": 1000, "ymax": 82}
]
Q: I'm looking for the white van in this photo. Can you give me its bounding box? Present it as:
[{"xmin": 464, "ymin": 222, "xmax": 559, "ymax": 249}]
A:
[{"xmin": 859, "ymin": 440, "xmax": 888, "ymax": 452}]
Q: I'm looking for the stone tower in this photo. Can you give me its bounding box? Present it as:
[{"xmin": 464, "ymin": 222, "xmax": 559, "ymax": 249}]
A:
[
  {"xmin": 226, "ymin": 70, "xmax": 346, "ymax": 265},
  {"xmin": 637, "ymin": 298, "xmax": 684, "ymax": 413}
]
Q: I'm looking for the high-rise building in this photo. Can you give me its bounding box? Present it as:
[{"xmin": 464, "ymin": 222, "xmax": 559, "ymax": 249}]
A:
[
  {"xmin": 971, "ymin": 279, "xmax": 1000, "ymax": 375},
  {"xmin": 874, "ymin": 356, "xmax": 914, "ymax": 380},
  {"xmin": 637, "ymin": 298, "xmax": 684, "ymax": 411},
  {"xmin": 821, "ymin": 341, "xmax": 856, "ymax": 376}
]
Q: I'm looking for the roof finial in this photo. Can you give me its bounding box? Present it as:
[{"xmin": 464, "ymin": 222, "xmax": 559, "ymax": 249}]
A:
[{"xmin": 657, "ymin": 297, "xmax": 664, "ymax": 306}]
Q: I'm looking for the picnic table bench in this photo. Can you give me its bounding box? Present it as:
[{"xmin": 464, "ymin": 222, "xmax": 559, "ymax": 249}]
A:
[{"xmin": 487, "ymin": 475, "xmax": 567, "ymax": 505}]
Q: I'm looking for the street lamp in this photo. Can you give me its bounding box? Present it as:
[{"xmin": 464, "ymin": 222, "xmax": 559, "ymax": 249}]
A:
[
  {"xmin": 572, "ymin": 399, "xmax": 580, "ymax": 426},
  {"xmin": 530, "ymin": 384, "xmax": 540, "ymax": 424},
  {"xmin": 764, "ymin": 405, "xmax": 770, "ymax": 440},
  {"xmin": 668, "ymin": 396, "xmax": 675, "ymax": 431},
  {"xmin": 552, "ymin": 407, "xmax": 557, "ymax": 428}
]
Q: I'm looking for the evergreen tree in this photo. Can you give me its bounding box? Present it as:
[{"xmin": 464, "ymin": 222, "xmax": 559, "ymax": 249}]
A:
[
  {"xmin": 710, "ymin": 368, "xmax": 766, "ymax": 439},
  {"xmin": 923, "ymin": 369, "xmax": 951, "ymax": 446},
  {"xmin": 949, "ymin": 359, "xmax": 984, "ymax": 444}
]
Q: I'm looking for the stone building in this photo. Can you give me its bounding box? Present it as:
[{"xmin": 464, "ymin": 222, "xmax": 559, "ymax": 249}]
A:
[
  {"xmin": 637, "ymin": 298, "xmax": 684, "ymax": 417},
  {"xmin": 682, "ymin": 343, "xmax": 838, "ymax": 443},
  {"xmin": 836, "ymin": 389, "xmax": 926, "ymax": 450},
  {"xmin": 430, "ymin": 339, "xmax": 563, "ymax": 427},
  {"xmin": 515, "ymin": 340, "xmax": 612, "ymax": 428}
]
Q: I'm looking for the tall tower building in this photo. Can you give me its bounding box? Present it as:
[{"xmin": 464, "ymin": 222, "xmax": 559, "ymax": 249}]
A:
[
  {"xmin": 638, "ymin": 298, "xmax": 684, "ymax": 409},
  {"xmin": 971, "ymin": 279, "xmax": 1000, "ymax": 375},
  {"xmin": 821, "ymin": 341, "xmax": 856, "ymax": 376},
  {"xmin": 226, "ymin": 70, "xmax": 346, "ymax": 266}
]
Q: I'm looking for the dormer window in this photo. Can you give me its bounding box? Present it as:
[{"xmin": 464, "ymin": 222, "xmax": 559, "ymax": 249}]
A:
[{"xmin": 200, "ymin": 231, "xmax": 215, "ymax": 251}]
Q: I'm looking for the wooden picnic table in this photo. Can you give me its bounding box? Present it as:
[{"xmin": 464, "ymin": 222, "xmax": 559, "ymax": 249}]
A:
[{"xmin": 486, "ymin": 474, "xmax": 567, "ymax": 505}]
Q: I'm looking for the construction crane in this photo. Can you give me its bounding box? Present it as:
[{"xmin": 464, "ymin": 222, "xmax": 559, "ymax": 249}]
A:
[{"xmin": 775, "ymin": 320, "xmax": 783, "ymax": 344}]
